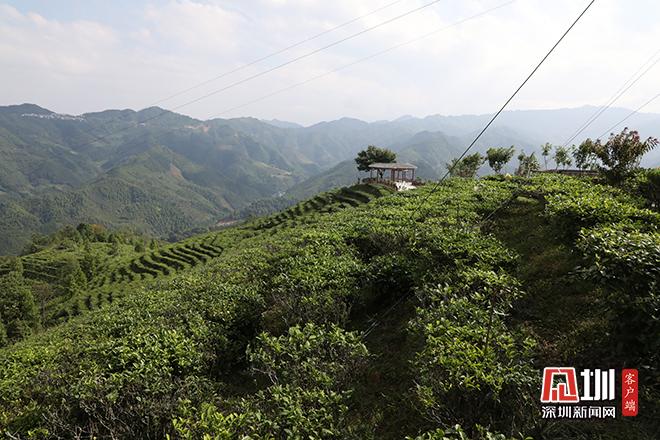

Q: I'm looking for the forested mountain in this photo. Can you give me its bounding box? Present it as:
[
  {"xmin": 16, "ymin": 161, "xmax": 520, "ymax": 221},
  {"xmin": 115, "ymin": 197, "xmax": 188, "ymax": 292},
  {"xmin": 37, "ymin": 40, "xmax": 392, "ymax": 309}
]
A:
[
  {"xmin": 0, "ymin": 105, "xmax": 383, "ymax": 254},
  {"xmin": 1, "ymin": 103, "xmax": 659, "ymax": 254}
]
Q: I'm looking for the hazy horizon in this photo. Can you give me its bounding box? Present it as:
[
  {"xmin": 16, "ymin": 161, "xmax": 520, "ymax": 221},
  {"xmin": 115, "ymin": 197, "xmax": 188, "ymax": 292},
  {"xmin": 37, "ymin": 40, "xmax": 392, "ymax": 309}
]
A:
[{"xmin": 7, "ymin": 101, "xmax": 660, "ymax": 129}]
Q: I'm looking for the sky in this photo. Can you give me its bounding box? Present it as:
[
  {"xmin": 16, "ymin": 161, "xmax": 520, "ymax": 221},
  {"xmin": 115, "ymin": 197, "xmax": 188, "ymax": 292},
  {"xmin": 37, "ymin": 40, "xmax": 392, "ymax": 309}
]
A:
[{"xmin": 1, "ymin": 0, "xmax": 659, "ymax": 125}]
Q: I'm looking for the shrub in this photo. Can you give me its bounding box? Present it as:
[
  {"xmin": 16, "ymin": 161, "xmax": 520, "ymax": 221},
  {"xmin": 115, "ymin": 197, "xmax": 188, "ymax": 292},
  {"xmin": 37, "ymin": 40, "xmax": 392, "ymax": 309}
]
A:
[
  {"xmin": 248, "ymin": 323, "xmax": 368, "ymax": 390},
  {"xmin": 532, "ymin": 174, "xmax": 659, "ymax": 235},
  {"xmin": 576, "ymin": 128, "xmax": 658, "ymax": 183},
  {"xmin": 173, "ymin": 324, "xmax": 369, "ymax": 440},
  {"xmin": 173, "ymin": 386, "xmax": 356, "ymax": 440},
  {"xmin": 631, "ymin": 168, "xmax": 660, "ymax": 209},
  {"xmin": 0, "ymin": 272, "xmax": 38, "ymax": 342},
  {"xmin": 515, "ymin": 152, "xmax": 539, "ymax": 177},
  {"xmin": 261, "ymin": 231, "xmax": 364, "ymax": 332},
  {"xmin": 447, "ymin": 153, "xmax": 485, "ymax": 178},
  {"xmin": 576, "ymin": 224, "xmax": 660, "ymax": 361},
  {"xmin": 408, "ymin": 425, "xmax": 530, "ymax": 440},
  {"xmin": 410, "ymin": 270, "xmax": 536, "ymax": 432}
]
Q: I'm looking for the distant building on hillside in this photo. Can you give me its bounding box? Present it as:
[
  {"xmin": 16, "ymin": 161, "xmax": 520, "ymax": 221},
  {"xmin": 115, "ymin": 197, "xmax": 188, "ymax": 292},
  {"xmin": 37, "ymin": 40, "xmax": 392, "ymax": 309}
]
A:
[{"xmin": 363, "ymin": 162, "xmax": 418, "ymax": 190}]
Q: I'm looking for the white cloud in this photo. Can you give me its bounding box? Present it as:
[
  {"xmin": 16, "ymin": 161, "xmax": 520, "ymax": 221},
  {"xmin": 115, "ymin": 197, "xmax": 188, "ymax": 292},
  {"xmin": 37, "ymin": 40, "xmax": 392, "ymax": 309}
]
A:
[{"xmin": 143, "ymin": 1, "xmax": 242, "ymax": 55}]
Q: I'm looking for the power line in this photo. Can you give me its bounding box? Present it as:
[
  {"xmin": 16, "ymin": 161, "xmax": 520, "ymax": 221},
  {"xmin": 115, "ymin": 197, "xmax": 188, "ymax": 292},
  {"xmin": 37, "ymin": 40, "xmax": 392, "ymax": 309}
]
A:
[
  {"xmin": 208, "ymin": 0, "xmax": 517, "ymax": 119},
  {"xmin": 561, "ymin": 48, "xmax": 660, "ymax": 147},
  {"xmin": 61, "ymin": 0, "xmax": 445, "ymax": 152},
  {"xmin": 411, "ymin": 0, "xmax": 596, "ymax": 218},
  {"xmin": 596, "ymin": 92, "xmax": 660, "ymax": 140},
  {"xmin": 149, "ymin": 0, "xmax": 409, "ymax": 107},
  {"xmin": 166, "ymin": 0, "xmax": 445, "ymax": 114}
]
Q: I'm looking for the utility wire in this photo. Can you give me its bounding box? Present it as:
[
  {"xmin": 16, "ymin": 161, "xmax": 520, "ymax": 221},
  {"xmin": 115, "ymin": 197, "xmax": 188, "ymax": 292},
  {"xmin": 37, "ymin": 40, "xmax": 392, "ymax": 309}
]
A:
[
  {"xmin": 411, "ymin": 0, "xmax": 596, "ymax": 218},
  {"xmin": 149, "ymin": 0, "xmax": 409, "ymax": 107},
  {"xmin": 63, "ymin": 0, "xmax": 445, "ymax": 152},
  {"xmin": 165, "ymin": 0, "xmax": 445, "ymax": 114},
  {"xmin": 561, "ymin": 48, "xmax": 660, "ymax": 147},
  {"xmin": 355, "ymin": 1, "xmax": 517, "ymax": 343},
  {"xmin": 208, "ymin": 0, "xmax": 516, "ymax": 119},
  {"xmin": 596, "ymin": 92, "xmax": 660, "ymax": 140}
]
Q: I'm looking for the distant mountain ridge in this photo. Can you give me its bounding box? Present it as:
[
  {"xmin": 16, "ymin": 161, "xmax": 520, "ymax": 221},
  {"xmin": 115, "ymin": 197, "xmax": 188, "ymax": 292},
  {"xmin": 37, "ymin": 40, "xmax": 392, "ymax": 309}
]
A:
[{"xmin": 1, "ymin": 103, "xmax": 659, "ymax": 254}]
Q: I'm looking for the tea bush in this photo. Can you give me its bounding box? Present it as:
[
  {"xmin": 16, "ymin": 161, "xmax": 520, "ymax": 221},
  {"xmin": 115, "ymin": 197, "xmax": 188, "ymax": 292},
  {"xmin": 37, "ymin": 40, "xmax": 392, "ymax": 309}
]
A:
[{"xmin": 411, "ymin": 269, "xmax": 536, "ymax": 432}]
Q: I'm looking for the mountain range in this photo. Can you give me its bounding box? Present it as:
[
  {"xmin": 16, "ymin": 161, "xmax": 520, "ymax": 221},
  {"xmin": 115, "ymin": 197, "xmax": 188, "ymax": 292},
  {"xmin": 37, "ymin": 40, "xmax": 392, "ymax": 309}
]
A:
[{"xmin": 1, "ymin": 103, "xmax": 659, "ymax": 254}]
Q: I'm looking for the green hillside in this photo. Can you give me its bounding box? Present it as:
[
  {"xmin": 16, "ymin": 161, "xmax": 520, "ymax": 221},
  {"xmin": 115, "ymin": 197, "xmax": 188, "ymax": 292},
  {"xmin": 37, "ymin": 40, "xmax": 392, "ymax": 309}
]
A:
[
  {"xmin": 0, "ymin": 105, "xmax": 398, "ymax": 254},
  {"xmin": 1, "ymin": 174, "xmax": 657, "ymax": 439},
  {"xmin": 284, "ymin": 129, "xmax": 533, "ymax": 201}
]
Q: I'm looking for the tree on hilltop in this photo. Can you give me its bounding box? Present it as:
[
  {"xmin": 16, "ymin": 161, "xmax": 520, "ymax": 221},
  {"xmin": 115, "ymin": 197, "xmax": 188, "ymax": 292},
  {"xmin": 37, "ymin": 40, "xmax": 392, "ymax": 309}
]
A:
[
  {"xmin": 355, "ymin": 145, "xmax": 396, "ymax": 172},
  {"xmin": 541, "ymin": 143, "xmax": 552, "ymax": 170},
  {"xmin": 576, "ymin": 128, "xmax": 658, "ymax": 183},
  {"xmin": 553, "ymin": 146, "xmax": 572, "ymax": 170},
  {"xmin": 447, "ymin": 153, "xmax": 485, "ymax": 178},
  {"xmin": 515, "ymin": 151, "xmax": 540, "ymax": 177},
  {"xmin": 486, "ymin": 146, "xmax": 515, "ymax": 174},
  {"xmin": 355, "ymin": 145, "xmax": 396, "ymax": 179}
]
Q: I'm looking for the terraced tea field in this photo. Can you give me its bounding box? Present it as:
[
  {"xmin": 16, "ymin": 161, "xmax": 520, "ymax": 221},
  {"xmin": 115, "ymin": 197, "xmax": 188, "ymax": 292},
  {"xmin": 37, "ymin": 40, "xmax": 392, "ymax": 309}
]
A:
[
  {"xmin": 250, "ymin": 184, "xmax": 392, "ymax": 230},
  {"xmin": 5, "ymin": 184, "xmax": 393, "ymax": 324}
]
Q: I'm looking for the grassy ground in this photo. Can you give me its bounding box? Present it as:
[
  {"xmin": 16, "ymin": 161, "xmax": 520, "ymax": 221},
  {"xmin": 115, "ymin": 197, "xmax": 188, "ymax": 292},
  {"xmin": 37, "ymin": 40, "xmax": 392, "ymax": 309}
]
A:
[
  {"xmin": 349, "ymin": 297, "xmax": 428, "ymax": 439},
  {"xmin": 490, "ymin": 196, "xmax": 608, "ymax": 366}
]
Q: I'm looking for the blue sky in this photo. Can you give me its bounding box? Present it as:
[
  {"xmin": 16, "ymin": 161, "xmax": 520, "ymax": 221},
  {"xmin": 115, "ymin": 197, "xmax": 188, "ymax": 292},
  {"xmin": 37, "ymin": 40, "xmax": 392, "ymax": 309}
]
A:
[{"xmin": 1, "ymin": 0, "xmax": 659, "ymax": 124}]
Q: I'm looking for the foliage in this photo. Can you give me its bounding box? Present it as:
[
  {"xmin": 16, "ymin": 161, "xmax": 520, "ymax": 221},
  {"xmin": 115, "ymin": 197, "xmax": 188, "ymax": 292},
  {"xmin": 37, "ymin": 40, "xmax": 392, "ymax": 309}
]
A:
[
  {"xmin": 174, "ymin": 325, "xmax": 369, "ymax": 439},
  {"xmin": 552, "ymin": 145, "xmax": 572, "ymax": 169},
  {"xmin": 514, "ymin": 152, "xmax": 539, "ymax": 177},
  {"xmin": 540, "ymin": 143, "xmax": 552, "ymax": 170},
  {"xmin": 260, "ymin": 231, "xmax": 365, "ymax": 332},
  {"xmin": 577, "ymin": 224, "xmax": 659, "ymax": 292},
  {"xmin": 486, "ymin": 147, "xmax": 515, "ymax": 174},
  {"xmin": 408, "ymin": 425, "xmax": 530, "ymax": 440},
  {"xmin": 447, "ymin": 153, "xmax": 485, "ymax": 178},
  {"xmin": 248, "ymin": 323, "xmax": 368, "ymax": 390},
  {"xmin": 576, "ymin": 224, "xmax": 660, "ymax": 362},
  {"xmin": 0, "ymin": 272, "xmax": 38, "ymax": 343},
  {"xmin": 410, "ymin": 270, "xmax": 536, "ymax": 431},
  {"xmin": 173, "ymin": 385, "xmax": 356, "ymax": 440},
  {"xmin": 528, "ymin": 172, "xmax": 660, "ymax": 423},
  {"xmin": 631, "ymin": 168, "xmax": 660, "ymax": 209},
  {"xmin": 532, "ymin": 174, "xmax": 659, "ymax": 235},
  {"xmin": 577, "ymin": 128, "xmax": 659, "ymax": 183},
  {"xmin": 355, "ymin": 145, "xmax": 397, "ymax": 173},
  {"xmin": 1, "ymin": 174, "xmax": 657, "ymax": 439}
]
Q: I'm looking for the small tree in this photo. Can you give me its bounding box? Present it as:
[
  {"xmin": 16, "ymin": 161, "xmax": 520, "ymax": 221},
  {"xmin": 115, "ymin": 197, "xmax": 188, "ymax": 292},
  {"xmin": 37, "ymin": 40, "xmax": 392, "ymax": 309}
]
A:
[
  {"xmin": 486, "ymin": 146, "xmax": 515, "ymax": 174},
  {"xmin": 577, "ymin": 128, "xmax": 659, "ymax": 183},
  {"xmin": 446, "ymin": 153, "xmax": 485, "ymax": 178},
  {"xmin": 553, "ymin": 145, "xmax": 572, "ymax": 170},
  {"xmin": 0, "ymin": 272, "xmax": 39, "ymax": 342},
  {"xmin": 573, "ymin": 142, "xmax": 597, "ymax": 170},
  {"xmin": 541, "ymin": 143, "xmax": 552, "ymax": 170},
  {"xmin": 58, "ymin": 257, "xmax": 87, "ymax": 298},
  {"xmin": 355, "ymin": 145, "xmax": 396, "ymax": 178},
  {"xmin": 515, "ymin": 151, "xmax": 540, "ymax": 177}
]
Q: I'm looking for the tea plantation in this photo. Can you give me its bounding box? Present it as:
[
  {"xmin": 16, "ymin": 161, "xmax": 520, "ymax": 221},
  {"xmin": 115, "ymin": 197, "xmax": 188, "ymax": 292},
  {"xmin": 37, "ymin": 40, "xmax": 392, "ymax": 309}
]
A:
[{"xmin": 0, "ymin": 175, "xmax": 658, "ymax": 439}]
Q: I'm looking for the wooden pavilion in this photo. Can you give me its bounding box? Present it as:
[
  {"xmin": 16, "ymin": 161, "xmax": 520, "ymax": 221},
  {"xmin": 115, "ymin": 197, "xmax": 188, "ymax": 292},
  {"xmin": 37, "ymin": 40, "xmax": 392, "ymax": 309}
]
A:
[{"xmin": 367, "ymin": 162, "xmax": 417, "ymax": 183}]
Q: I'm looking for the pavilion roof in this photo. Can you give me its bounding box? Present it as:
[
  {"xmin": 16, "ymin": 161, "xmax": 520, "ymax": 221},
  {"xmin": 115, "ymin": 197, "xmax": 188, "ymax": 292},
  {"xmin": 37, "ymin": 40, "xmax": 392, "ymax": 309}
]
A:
[{"xmin": 368, "ymin": 162, "xmax": 417, "ymax": 170}]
